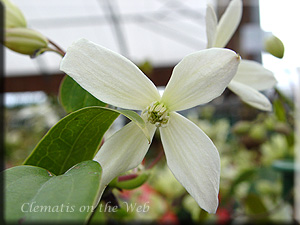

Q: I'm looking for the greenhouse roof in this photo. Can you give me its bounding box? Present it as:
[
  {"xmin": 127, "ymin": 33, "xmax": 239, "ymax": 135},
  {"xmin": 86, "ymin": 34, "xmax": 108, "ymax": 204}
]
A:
[{"xmin": 5, "ymin": 0, "xmax": 210, "ymax": 76}]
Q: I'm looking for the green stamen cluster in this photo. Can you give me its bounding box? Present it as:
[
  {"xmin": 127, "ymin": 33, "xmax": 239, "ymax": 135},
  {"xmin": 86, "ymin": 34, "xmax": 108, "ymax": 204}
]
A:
[{"xmin": 143, "ymin": 101, "xmax": 170, "ymax": 128}]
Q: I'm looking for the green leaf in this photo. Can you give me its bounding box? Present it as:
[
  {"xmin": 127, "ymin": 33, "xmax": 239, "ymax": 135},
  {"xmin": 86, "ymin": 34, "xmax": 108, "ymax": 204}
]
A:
[
  {"xmin": 59, "ymin": 75, "xmax": 107, "ymax": 113},
  {"xmin": 24, "ymin": 107, "xmax": 119, "ymax": 175},
  {"xmin": 24, "ymin": 106, "xmax": 149, "ymax": 175},
  {"xmin": 3, "ymin": 160, "xmax": 102, "ymax": 224}
]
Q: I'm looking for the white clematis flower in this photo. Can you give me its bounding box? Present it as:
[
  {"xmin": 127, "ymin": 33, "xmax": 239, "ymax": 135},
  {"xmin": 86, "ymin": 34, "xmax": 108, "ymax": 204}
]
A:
[
  {"xmin": 206, "ymin": 0, "xmax": 277, "ymax": 111},
  {"xmin": 60, "ymin": 38, "xmax": 240, "ymax": 213}
]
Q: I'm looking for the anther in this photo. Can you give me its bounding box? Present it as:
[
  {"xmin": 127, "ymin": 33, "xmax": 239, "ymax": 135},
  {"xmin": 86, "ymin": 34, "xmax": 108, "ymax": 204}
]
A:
[{"xmin": 143, "ymin": 101, "xmax": 170, "ymax": 128}]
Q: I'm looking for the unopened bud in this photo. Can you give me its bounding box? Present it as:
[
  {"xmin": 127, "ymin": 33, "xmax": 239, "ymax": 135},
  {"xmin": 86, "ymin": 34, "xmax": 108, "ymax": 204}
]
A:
[
  {"xmin": 2, "ymin": 0, "xmax": 27, "ymax": 28},
  {"xmin": 110, "ymin": 172, "xmax": 150, "ymax": 190},
  {"xmin": 5, "ymin": 28, "xmax": 49, "ymax": 55},
  {"xmin": 264, "ymin": 35, "xmax": 284, "ymax": 59}
]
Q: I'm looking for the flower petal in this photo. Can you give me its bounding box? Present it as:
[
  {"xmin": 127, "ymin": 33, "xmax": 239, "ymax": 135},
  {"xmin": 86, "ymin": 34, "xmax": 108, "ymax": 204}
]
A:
[
  {"xmin": 161, "ymin": 48, "xmax": 240, "ymax": 112},
  {"xmin": 228, "ymin": 80, "xmax": 272, "ymax": 111},
  {"xmin": 60, "ymin": 38, "xmax": 161, "ymax": 110},
  {"xmin": 94, "ymin": 121, "xmax": 156, "ymax": 186},
  {"xmin": 206, "ymin": 4, "xmax": 217, "ymax": 48},
  {"xmin": 215, "ymin": 0, "xmax": 242, "ymax": 48},
  {"xmin": 233, "ymin": 60, "xmax": 277, "ymax": 91},
  {"xmin": 160, "ymin": 112, "xmax": 220, "ymax": 213}
]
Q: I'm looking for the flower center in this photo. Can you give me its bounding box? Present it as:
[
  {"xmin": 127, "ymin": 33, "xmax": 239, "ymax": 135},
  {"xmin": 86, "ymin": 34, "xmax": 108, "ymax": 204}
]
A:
[{"xmin": 142, "ymin": 101, "xmax": 170, "ymax": 128}]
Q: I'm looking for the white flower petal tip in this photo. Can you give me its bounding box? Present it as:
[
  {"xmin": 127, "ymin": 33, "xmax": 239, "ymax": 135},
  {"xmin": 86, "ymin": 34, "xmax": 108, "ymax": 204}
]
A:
[
  {"xmin": 215, "ymin": 0, "xmax": 243, "ymax": 48},
  {"xmin": 205, "ymin": 4, "xmax": 217, "ymax": 48},
  {"xmin": 229, "ymin": 81, "xmax": 273, "ymax": 111},
  {"xmin": 161, "ymin": 48, "xmax": 240, "ymax": 111},
  {"xmin": 160, "ymin": 112, "xmax": 220, "ymax": 213},
  {"xmin": 60, "ymin": 38, "xmax": 160, "ymax": 110}
]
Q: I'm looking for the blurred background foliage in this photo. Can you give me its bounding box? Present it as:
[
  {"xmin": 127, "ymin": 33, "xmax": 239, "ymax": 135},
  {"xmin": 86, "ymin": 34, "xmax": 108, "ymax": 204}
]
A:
[{"xmin": 5, "ymin": 95, "xmax": 65, "ymax": 167}]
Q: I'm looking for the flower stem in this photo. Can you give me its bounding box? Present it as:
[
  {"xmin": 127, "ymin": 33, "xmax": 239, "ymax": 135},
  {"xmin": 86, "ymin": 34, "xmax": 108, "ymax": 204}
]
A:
[{"xmin": 48, "ymin": 38, "xmax": 66, "ymax": 57}]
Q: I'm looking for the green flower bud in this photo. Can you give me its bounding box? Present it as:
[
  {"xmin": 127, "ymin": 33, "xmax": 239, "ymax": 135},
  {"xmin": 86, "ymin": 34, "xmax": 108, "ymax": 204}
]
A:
[
  {"xmin": 110, "ymin": 172, "xmax": 150, "ymax": 190},
  {"xmin": 5, "ymin": 28, "xmax": 49, "ymax": 55},
  {"xmin": 2, "ymin": 0, "xmax": 27, "ymax": 28},
  {"xmin": 264, "ymin": 35, "xmax": 285, "ymax": 59}
]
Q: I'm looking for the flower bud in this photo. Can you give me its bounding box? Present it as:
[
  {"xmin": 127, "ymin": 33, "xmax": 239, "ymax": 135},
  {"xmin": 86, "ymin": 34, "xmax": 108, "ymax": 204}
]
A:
[
  {"xmin": 110, "ymin": 172, "xmax": 150, "ymax": 190},
  {"xmin": 264, "ymin": 35, "xmax": 284, "ymax": 59},
  {"xmin": 5, "ymin": 28, "xmax": 49, "ymax": 55},
  {"xmin": 2, "ymin": 0, "xmax": 27, "ymax": 28}
]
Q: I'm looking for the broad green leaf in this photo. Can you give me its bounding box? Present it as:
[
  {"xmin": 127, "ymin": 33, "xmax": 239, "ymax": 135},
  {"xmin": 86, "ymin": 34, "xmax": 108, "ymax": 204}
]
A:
[
  {"xmin": 3, "ymin": 160, "xmax": 102, "ymax": 224},
  {"xmin": 24, "ymin": 106, "xmax": 149, "ymax": 175},
  {"xmin": 24, "ymin": 107, "xmax": 119, "ymax": 175},
  {"xmin": 59, "ymin": 75, "xmax": 107, "ymax": 113}
]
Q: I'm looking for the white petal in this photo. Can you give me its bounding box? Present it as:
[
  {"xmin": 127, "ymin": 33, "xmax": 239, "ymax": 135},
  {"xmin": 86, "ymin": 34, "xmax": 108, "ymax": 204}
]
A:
[
  {"xmin": 233, "ymin": 60, "xmax": 277, "ymax": 91},
  {"xmin": 206, "ymin": 5, "xmax": 217, "ymax": 48},
  {"xmin": 161, "ymin": 48, "xmax": 240, "ymax": 112},
  {"xmin": 228, "ymin": 80, "xmax": 272, "ymax": 111},
  {"xmin": 160, "ymin": 112, "xmax": 220, "ymax": 213},
  {"xmin": 60, "ymin": 38, "xmax": 160, "ymax": 110},
  {"xmin": 215, "ymin": 0, "xmax": 243, "ymax": 48},
  {"xmin": 94, "ymin": 121, "xmax": 156, "ymax": 186}
]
